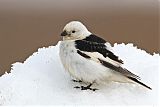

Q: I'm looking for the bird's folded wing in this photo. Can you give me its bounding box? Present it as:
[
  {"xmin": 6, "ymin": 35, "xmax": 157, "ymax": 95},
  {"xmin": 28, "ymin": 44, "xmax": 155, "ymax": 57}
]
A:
[
  {"xmin": 78, "ymin": 50, "xmax": 140, "ymax": 80},
  {"xmin": 75, "ymin": 38, "xmax": 123, "ymax": 66},
  {"xmin": 75, "ymin": 34, "xmax": 140, "ymax": 79}
]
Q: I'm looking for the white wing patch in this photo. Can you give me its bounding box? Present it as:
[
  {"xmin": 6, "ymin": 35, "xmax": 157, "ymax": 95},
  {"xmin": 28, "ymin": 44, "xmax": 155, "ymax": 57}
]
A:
[{"xmin": 81, "ymin": 51, "xmax": 122, "ymax": 67}]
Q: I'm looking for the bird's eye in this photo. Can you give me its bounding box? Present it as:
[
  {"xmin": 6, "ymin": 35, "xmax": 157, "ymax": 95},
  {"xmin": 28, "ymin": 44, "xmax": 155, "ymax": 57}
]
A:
[{"xmin": 72, "ymin": 30, "xmax": 76, "ymax": 33}]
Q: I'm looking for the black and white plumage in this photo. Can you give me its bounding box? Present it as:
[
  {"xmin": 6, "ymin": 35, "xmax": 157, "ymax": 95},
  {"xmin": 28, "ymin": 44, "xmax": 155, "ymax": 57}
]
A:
[{"xmin": 59, "ymin": 21, "xmax": 151, "ymax": 90}]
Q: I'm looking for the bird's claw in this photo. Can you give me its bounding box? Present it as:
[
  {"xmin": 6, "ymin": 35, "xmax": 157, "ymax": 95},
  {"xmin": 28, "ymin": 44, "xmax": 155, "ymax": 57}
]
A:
[
  {"xmin": 74, "ymin": 84, "xmax": 98, "ymax": 91},
  {"xmin": 81, "ymin": 86, "xmax": 98, "ymax": 91},
  {"xmin": 72, "ymin": 79, "xmax": 82, "ymax": 83}
]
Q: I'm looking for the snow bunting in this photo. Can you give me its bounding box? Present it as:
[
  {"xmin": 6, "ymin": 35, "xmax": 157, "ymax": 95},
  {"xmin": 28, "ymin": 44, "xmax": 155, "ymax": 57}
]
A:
[{"xmin": 59, "ymin": 21, "xmax": 151, "ymax": 91}]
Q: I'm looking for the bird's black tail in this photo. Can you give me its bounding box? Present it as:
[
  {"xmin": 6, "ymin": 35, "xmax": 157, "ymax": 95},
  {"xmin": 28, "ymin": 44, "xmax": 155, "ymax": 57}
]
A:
[{"xmin": 128, "ymin": 77, "xmax": 152, "ymax": 90}]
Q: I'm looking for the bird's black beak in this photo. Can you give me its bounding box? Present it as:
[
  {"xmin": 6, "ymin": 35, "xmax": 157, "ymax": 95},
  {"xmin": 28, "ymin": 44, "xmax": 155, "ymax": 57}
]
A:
[{"xmin": 60, "ymin": 30, "xmax": 68, "ymax": 36}]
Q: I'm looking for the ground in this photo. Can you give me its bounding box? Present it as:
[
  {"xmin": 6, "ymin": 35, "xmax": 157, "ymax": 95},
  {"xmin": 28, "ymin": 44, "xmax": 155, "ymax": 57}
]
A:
[{"xmin": 0, "ymin": 42, "xmax": 159, "ymax": 105}]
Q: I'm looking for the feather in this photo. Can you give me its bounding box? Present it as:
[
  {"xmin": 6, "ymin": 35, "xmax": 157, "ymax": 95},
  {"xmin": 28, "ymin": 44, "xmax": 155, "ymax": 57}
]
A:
[{"xmin": 75, "ymin": 34, "xmax": 123, "ymax": 64}]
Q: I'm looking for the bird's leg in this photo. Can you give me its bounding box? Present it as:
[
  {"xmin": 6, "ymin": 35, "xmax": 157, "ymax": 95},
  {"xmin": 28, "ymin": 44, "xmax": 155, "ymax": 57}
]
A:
[
  {"xmin": 74, "ymin": 83, "xmax": 98, "ymax": 91},
  {"xmin": 72, "ymin": 79, "xmax": 82, "ymax": 83}
]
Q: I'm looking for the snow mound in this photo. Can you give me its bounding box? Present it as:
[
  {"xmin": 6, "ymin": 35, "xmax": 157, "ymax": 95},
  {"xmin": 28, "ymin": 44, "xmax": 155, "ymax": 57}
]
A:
[{"xmin": 0, "ymin": 42, "xmax": 159, "ymax": 105}]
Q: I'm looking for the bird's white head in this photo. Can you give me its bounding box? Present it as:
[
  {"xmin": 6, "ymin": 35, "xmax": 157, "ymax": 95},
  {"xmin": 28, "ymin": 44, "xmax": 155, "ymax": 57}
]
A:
[{"xmin": 60, "ymin": 21, "xmax": 91, "ymax": 40}]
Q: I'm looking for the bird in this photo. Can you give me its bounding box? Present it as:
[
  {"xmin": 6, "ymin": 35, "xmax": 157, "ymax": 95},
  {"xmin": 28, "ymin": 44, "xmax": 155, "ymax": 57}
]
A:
[{"xmin": 59, "ymin": 21, "xmax": 152, "ymax": 91}]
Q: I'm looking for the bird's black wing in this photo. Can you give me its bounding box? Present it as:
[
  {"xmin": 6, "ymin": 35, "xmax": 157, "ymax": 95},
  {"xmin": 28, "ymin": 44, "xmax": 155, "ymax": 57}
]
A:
[
  {"xmin": 75, "ymin": 35, "xmax": 141, "ymax": 80},
  {"xmin": 75, "ymin": 34, "xmax": 123, "ymax": 64}
]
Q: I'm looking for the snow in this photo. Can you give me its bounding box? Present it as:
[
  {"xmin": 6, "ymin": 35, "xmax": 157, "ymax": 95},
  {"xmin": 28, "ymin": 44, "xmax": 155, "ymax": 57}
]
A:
[{"xmin": 0, "ymin": 41, "xmax": 159, "ymax": 105}]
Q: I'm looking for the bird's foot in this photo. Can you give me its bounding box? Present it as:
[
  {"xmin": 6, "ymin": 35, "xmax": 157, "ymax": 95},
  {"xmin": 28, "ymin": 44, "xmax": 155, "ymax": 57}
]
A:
[
  {"xmin": 72, "ymin": 79, "xmax": 82, "ymax": 83},
  {"xmin": 74, "ymin": 84, "xmax": 98, "ymax": 91}
]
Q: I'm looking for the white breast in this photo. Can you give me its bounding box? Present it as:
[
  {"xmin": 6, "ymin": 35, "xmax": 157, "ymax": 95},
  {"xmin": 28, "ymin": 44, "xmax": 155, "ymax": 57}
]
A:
[
  {"xmin": 60, "ymin": 41, "xmax": 113, "ymax": 83},
  {"xmin": 59, "ymin": 40, "xmax": 77, "ymax": 77}
]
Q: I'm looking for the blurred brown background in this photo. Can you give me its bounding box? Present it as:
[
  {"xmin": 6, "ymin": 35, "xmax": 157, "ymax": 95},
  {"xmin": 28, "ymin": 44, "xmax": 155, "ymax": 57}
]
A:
[{"xmin": 0, "ymin": 0, "xmax": 159, "ymax": 76}]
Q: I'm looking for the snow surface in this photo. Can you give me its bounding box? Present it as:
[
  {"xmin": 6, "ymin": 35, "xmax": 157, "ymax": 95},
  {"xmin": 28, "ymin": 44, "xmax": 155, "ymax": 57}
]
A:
[{"xmin": 0, "ymin": 41, "xmax": 159, "ymax": 105}]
